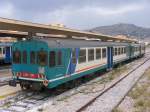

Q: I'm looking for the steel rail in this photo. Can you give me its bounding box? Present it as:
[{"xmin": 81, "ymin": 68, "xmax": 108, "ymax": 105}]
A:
[{"xmin": 76, "ymin": 55, "xmax": 150, "ymax": 112}]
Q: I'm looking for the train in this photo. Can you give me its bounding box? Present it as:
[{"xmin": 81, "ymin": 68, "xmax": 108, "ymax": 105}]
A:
[
  {"xmin": 9, "ymin": 37, "xmax": 145, "ymax": 90},
  {"xmin": 0, "ymin": 42, "xmax": 12, "ymax": 64}
]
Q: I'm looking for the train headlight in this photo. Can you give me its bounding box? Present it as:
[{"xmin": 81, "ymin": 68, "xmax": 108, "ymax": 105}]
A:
[
  {"xmin": 38, "ymin": 67, "xmax": 45, "ymax": 74},
  {"xmin": 43, "ymin": 79, "xmax": 49, "ymax": 87}
]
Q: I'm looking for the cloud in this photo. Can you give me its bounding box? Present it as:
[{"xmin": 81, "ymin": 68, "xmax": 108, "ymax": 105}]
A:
[
  {"xmin": 32, "ymin": 2, "xmax": 147, "ymax": 29},
  {"xmin": 0, "ymin": 2, "xmax": 14, "ymax": 18},
  {"xmin": 0, "ymin": 0, "xmax": 149, "ymax": 29}
]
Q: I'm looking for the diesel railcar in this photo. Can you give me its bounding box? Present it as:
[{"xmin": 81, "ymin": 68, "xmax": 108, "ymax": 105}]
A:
[
  {"xmin": 0, "ymin": 42, "xmax": 12, "ymax": 64},
  {"xmin": 9, "ymin": 38, "xmax": 145, "ymax": 89}
]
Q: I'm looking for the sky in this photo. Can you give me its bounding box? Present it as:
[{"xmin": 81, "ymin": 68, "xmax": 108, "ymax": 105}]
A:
[{"xmin": 0, "ymin": 0, "xmax": 150, "ymax": 29}]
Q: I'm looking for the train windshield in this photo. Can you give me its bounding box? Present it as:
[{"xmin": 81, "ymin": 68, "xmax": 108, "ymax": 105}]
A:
[
  {"xmin": 13, "ymin": 50, "xmax": 21, "ymax": 64},
  {"xmin": 38, "ymin": 50, "xmax": 47, "ymax": 66}
]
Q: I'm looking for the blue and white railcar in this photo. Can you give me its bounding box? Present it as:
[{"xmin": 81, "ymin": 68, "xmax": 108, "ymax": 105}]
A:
[
  {"xmin": 9, "ymin": 38, "xmax": 144, "ymax": 89},
  {"xmin": 0, "ymin": 42, "xmax": 12, "ymax": 63}
]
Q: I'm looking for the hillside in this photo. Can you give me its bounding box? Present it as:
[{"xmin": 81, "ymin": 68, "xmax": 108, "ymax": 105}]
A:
[{"xmin": 89, "ymin": 23, "xmax": 150, "ymax": 40}]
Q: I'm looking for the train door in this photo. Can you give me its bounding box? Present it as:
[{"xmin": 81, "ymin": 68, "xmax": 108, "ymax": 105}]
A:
[
  {"xmin": 131, "ymin": 46, "xmax": 134, "ymax": 58},
  {"xmin": 5, "ymin": 46, "xmax": 11, "ymax": 63},
  {"xmin": 107, "ymin": 47, "xmax": 113, "ymax": 70},
  {"xmin": 68, "ymin": 48, "xmax": 79, "ymax": 75}
]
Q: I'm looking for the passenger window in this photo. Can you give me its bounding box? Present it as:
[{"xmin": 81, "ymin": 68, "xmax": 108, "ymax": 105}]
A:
[
  {"xmin": 79, "ymin": 49, "xmax": 86, "ymax": 64},
  {"xmin": 124, "ymin": 47, "xmax": 126, "ymax": 53},
  {"xmin": 38, "ymin": 50, "xmax": 47, "ymax": 66},
  {"xmin": 88, "ymin": 49, "xmax": 94, "ymax": 61},
  {"xmin": 102, "ymin": 48, "xmax": 106, "ymax": 58},
  {"xmin": 22, "ymin": 51, "xmax": 27, "ymax": 64},
  {"xmin": 118, "ymin": 48, "xmax": 121, "ymax": 55},
  {"xmin": 13, "ymin": 50, "xmax": 21, "ymax": 64},
  {"xmin": 30, "ymin": 51, "xmax": 36, "ymax": 64},
  {"xmin": 58, "ymin": 51, "xmax": 62, "ymax": 65},
  {"xmin": 121, "ymin": 48, "xmax": 124, "ymax": 54},
  {"xmin": 96, "ymin": 48, "xmax": 101, "ymax": 59},
  {"xmin": 72, "ymin": 49, "xmax": 76, "ymax": 64},
  {"xmin": 115, "ymin": 48, "xmax": 117, "ymax": 56},
  {"xmin": 0, "ymin": 48, "xmax": 2, "ymax": 54},
  {"xmin": 49, "ymin": 51, "xmax": 56, "ymax": 67}
]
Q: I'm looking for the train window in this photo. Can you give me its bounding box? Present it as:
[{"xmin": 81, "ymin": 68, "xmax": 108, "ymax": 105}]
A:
[
  {"xmin": 78, "ymin": 49, "xmax": 86, "ymax": 63},
  {"xmin": 135, "ymin": 47, "xmax": 136, "ymax": 51},
  {"xmin": 22, "ymin": 51, "xmax": 27, "ymax": 64},
  {"xmin": 3, "ymin": 48, "xmax": 5, "ymax": 54},
  {"xmin": 38, "ymin": 50, "xmax": 47, "ymax": 66},
  {"xmin": 0, "ymin": 48, "xmax": 2, "ymax": 54},
  {"xmin": 72, "ymin": 49, "xmax": 76, "ymax": 64},
  {"xmin": 49, "ymin": 51, "xmax": 56, "ymax": 67},
  {"xmin": 102, "ymin": 48, "xmax": 106, "ymax": 58},
  {"xmin": 30, "ymin": 51, "xmax": 36, "ymax": 64},
  {"xmin": 135, "ymin": 47, "xmax": 137, "ymax": 52},
  {"xmin": 115, "ymin": 48, "xmax": 117, "ymax": 56},
  {"xmin": 124, "ymin": 47, "xmax": 126, "ymax": 53},
  {"xmin": 13, "ymin": 50, "xmax": 21, "ymax": 64},
  {"xmin": 88, "ymin": 49, "xmax": 94, "ymax": 61},
  {"xmin": 96, "ymin": 48, "xmax": 101, "ymax": 59},
  {"xmin": 121, "ymin": 48, "xmax": 124, "ymax": 54},
  {"xmin": 118, "ymin": 48, "xmax": 121, "ymax": 55},
  {"xmin": 58, "ymin": 51, "xmax": 62, "ymax": 65}
]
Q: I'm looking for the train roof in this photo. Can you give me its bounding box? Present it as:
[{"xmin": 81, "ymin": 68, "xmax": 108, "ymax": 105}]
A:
[
  {"xmin": 28, "ymin": 37, "xmax": 141, "ymax": 48},
  {"xmin": 0, "ymin": 42, "xmax": 13, "ymax": 46}
]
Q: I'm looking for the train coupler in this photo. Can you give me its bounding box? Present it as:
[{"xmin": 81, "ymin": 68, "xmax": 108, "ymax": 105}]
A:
[{"xmin": 9, "ymin": 79, "xmax": 17, "ymax": 87}]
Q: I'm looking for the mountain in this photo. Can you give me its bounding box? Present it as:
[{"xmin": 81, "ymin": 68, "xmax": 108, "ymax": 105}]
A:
[{"xmin": 89, "ymin": 23, "xmax": 150, "ymax": 40}]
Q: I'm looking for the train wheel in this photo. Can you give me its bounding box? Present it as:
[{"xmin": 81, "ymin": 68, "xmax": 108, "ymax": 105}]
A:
[{"xmin": 20, "ymin": 82, "xmax": 30, "ymax": 90}]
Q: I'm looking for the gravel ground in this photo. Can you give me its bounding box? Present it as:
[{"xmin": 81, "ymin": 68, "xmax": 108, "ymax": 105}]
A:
[
  {"xmin": 116, "ymin": 67, "xmax": 150, "ymax": 112},
  {"xmin": 0, "ymin": 69, "xmax": 11, "ymax": 81},
  {"xmin": 83, "ymin": 58, "xmax": 150, "ymax": 112},
  {"xmin": 0, "ymin": 85, "xmax": 21, "ymax": 102},
  {"xmin": 26, "ymin": 54, "xmax": 150, "ymax": 112}
]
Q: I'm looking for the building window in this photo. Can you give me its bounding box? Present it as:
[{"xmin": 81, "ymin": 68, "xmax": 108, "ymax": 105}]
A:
[
  {"xmin": 88, "ymin": 49, "xmax": 94, "ymax": 61},
  {"xmin": 102, "ymin": 48, "xmax": 106, "ymax": 58},
  {"xmin": 13, "ymin": 50, "xmax": 21, "ymax": 64},
  {"xmin": 72, "ymin": 49, "xmax": 76, "ymax": 64},
  {"xmin": 22, "ymin": 51, "xmax": 27, "ymax": 64},
  {"xmin": 38, "ymin": 50, "xmax": 47, "ymax": 66},
  {"xmin": 30, "ymin": 51, "xmax": 36, "ymax": 64},
  {"xmin": 57, "ymin": 51, "xmax": 62, "ymax": 65},
  {"xmin": 78, "ymin": 49, "xmax": 86, "ymax": 63},
  {"xmin": 96, "ymin": 48, "xmax": 101, "ymax": 59},
  {"xmin": 49, "ymin": 51, "xmax": 56, "ymax": 67}
]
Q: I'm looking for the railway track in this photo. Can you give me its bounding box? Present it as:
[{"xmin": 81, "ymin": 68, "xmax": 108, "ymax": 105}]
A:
[
  {"xmin": 76, "ymin": 55, "xmax": 150, "ymax": 112},
  {"xmin": 0, "ymin": 66, "xmax": 11, "ymax": 72},
  {"xmin": 0, "ymin": 81, "xmax": 9, "ymax": 86},
  {"xmin": 0, "ymin": 53, "xmax": 149, "ymax": 112},
  {"xmin": 0, "ymin": 90, "xmax": 50, "ymax": 112}
]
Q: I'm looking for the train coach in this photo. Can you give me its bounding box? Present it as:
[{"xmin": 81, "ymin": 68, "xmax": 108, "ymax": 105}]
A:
[
  {"xmin": 9, "ymin": 38, "xmax": 145, "ymax": 89},
  {"xmin": 0, "ymin": 42, "xmax": 12, "ymax": 64}
]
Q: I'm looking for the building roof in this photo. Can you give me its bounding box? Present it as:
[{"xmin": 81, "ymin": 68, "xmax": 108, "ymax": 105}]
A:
[{"xmin": 0, "ymin": 17, "xmax": 137, "ymax": 43}]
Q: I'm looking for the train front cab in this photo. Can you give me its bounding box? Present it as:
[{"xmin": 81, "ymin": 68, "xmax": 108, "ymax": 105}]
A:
[{"xmin": 10, "ymin": 40, "xmax": 70, "ymax": 89}]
